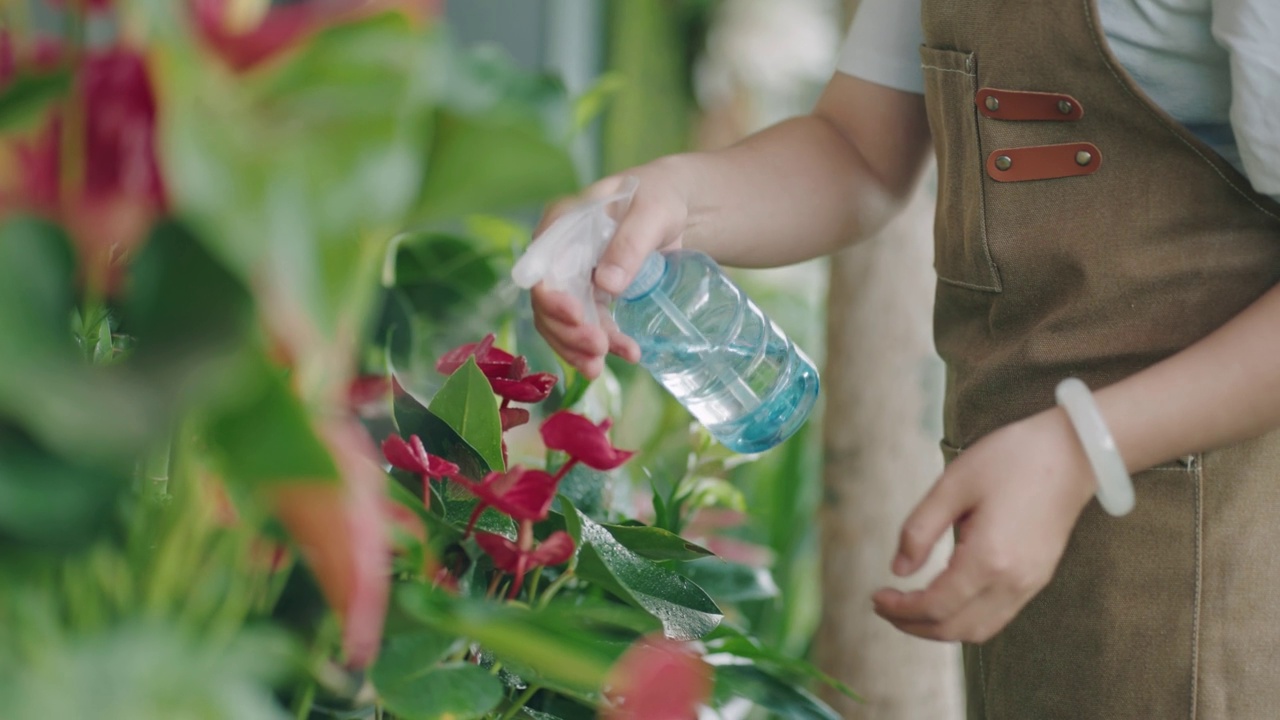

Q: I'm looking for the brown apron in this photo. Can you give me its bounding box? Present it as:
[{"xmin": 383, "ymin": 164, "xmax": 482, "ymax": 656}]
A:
[{"xmin": 919, "ymin": 0, "xmax": 1280, "ymax": 717}]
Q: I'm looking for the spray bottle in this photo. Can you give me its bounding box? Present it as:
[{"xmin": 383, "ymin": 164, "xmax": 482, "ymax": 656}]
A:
[{"xmin": 512, "ymin": 180, "xmax": 819, "ymax": 454}]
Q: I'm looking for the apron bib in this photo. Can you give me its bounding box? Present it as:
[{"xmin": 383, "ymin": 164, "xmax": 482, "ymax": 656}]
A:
[{"xmin": 920, "ymin": 0, "xmax": 1280, "ymax": 717}]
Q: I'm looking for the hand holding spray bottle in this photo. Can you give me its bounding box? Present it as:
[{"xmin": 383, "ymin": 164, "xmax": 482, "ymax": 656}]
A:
[{"xmin": 513, "ymin": 180, "xmax": 819, "ymax": 454}]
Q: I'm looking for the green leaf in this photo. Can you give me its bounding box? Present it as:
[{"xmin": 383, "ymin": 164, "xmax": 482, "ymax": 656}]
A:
[
  {"xmin": 398, "ymin": 586, "xmax": 622, "ymax": 694},
  {"xmin": 0, "ymin": 217, "xmax": 153, "ymax": 467},
  {"xmin": 712, "ymin": 665, "xmax": 842, "ymax": 720},
  {"xmin": 573, "ymin": 72, "xmax": 626, "ymax": 131},
  {"xmin": 384, "ymin": 232, "xmax": 503, "ymax": 322},
  {"xmin": 0, "ymin": 426, "xmax": 127, "ymax": 549},
  {"xmin": 704, "ymin": 625, "xmax": 860, "ymax": 701},
  {"xmin": 428, "ymin": 357, "xmax": 504, "ymax": 472},
  {"xmin": 681, "ymin": 558, "xmax": 778, "ymax": 603},
  {"xmin": 417, "ymin": 112, "xmax": 579, "ymax": 219},
  {"xmin": 559, "ymin": 499, "xmax": 584, "ymax": 547},
  {"xmin": 0, "ymin": 69, "xmax": 72, "ymax": 132},
  {"xmin": 601, "ymin": 524, "xmax": 713, "ymax": 562},
  {"xmin": 124, "ymin": 220, "xmax": 254, "ymax": 368},
  {"xmin": 553, "ymin": 461, "xmax": 608, "ymax": 519},
  {"xmin": 572, "ymin": 508, "xmax": 722, "ymax": 640},
  {"xmin": 205, "ymin": 354, "xmax": 339, "ymax": 487},
  {"xmin": 376, "ymin": 663, "xmax": 502, "ymax": 720},
  {"xmin": 372, "ymin": 629, "xmax": 498, "ymax": 720},
  {"xmin": 442, "ymin": 492, "xmax": 517, "ymax": 539},
  {"xmin": 393, "ymin": 390, "xmax": 491, "ymax": 480}
]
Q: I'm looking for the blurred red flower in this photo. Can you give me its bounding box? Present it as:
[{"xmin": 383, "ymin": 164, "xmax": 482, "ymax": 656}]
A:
[
  {"xmin": 541, "ymin": 411, "xmax": 634, "ymax": 471},
  {"xmin": 268, "ymin": 419, "xmax": 391, "ymax": 668},
  {"xmin": 602, "ymin": 634, "xmax": 712, "ymax": 720},
  {"xmin": 0, "ymin": 44, "xmax": 166, "ymax": 293}
]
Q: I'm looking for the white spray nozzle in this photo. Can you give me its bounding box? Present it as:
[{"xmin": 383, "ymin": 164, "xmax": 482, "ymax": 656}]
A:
[{"xmin": 511, "ymin": 178, "xmax": 639, "ymax": 327}]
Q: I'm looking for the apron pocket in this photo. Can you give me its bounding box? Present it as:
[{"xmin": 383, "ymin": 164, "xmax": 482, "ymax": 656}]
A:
[{"xmin": 919, "ymin": 46, "xmax": 1001, "ymax": 293}]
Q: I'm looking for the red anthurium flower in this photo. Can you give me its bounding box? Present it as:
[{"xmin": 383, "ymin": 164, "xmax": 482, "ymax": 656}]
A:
[
  {"xmin": 437, "ymin": 335, "xmax": 559, "ymax": 405},
  {"xmin": 0, "ymin": 45, "xmax": 165, "ymax": 294},
  {"xmin": 381, "ymin": 434, "xmax": 458, "ymax": 479},
  {"xmin": 541, "ymin": 411, "xmax": 635, "ymax": 471},
  {"xmin": 475, "ymin": 530, "xmax": 575, "ymax": 598},
  {"xmin": 489, "ymin": 356, "xmax": 558, "ymax": 404},
  {"xmin": 602, "ymin": 634, "xmax": 713, "ymax": 720},
  {"xmin": 454, "ymin": 466, "xmax": 557, "ymax": 536},
  {"xmin": 436, "ymin": 333, "xmax": 516, "ymax": 377},
  {"xmin": 500, "ymin": 407, "xmax": 531, "ymax": 432}
]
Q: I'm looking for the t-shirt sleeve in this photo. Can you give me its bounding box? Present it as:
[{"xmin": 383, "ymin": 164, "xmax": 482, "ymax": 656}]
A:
[
  {"xmin": 835, "ymin": 0, "xmax": 926, "ymax": 94},
  {"xmin": 1211, "ymin": 0, "xmax": 1280, "ymax": 204}
]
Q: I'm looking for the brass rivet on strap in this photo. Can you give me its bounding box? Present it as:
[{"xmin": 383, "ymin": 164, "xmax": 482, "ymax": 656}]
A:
[
  {"xmin": 1075, "ymin": 150, "xmax": 1093, "ymax": 166},
  {"xmin": 984, "ymin": 95, "xmax": 999, "ymax": 112},
  {"xmin": 994, "ymin": 155, "xmax": 1013, "ymax": 171},
  {"xmin": 1058, "ymin": 99, "xmax": 1073, "ymax": 114}
]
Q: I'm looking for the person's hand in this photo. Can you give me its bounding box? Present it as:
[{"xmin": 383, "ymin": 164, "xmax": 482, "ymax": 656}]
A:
[
  {"xmin": 872, "ymin": 408, "xmax": 1099, "ymax": 643},
  {"xmin": 530, "ymin": 159, "xmax": 693, "ymax": 379}
]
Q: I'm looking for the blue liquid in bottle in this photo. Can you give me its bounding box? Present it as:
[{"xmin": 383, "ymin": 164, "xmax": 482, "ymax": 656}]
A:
[{"xmin": 613, "ymin": 250, "xmax": 820, "ymax": 454}]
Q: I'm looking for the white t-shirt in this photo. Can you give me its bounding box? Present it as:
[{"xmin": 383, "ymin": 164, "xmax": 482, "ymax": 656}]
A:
[{"xmin": 836, "ymin": 0, "xmax": 1280, "ymax": 204}]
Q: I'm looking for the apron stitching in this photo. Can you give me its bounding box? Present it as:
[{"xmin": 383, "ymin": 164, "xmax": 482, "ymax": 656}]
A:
[
  {"xmin": 1080, "ymin": 0, "xmax": 1280, "ymax": 224},
  {"xmin": 1189, "ymin": 459, "xmax": 1203, "ymax": 720},
  {"xmin": 921, "ymin": 64, "xmax": 975, "ymax": 78}
]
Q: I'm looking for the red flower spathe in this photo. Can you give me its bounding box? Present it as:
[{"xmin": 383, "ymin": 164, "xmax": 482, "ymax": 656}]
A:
[
  {"xmin": 454, "ymin": 466, "xmax": 557, "ymax": 535},
  {"xmin": 475, "ymin": 530, "xmax": 575, "ymax": 575},
  {"xmin": 381, "ymin": 434, "xmax": 458, "ymax": 479},
  {"xmin": 437, "ymin": 334, "xmax": 558, "ymax": 405},
  {"xmin": 602, "ymin": 634, "xmax": 712, "ymax": 720},
  {"xmin": 541, "ymin": 411, "xmax": 634, "ymax": 471}
]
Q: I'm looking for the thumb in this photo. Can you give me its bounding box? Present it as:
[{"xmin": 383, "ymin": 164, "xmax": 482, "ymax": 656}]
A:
[
  {"xmin": 893, "ymin": 470, "xmax": 975, "ymax": 576},
  {"xmin": 594, "ymin": 196, "xmax": 682, "ymax": 296}
]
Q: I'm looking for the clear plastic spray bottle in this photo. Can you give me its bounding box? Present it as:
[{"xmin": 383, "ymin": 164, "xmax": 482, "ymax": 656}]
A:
[{"xmin": 513, "ymin": 180, "xmax": 819, "ymax": 453}]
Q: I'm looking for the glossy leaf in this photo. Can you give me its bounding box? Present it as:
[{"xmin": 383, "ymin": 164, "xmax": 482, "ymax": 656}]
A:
[
  {"xmin": 394, "ymin": 390, "xmax": 491, "ymax": 480},
  {"xmin": 711, "ymin": 665, "xmax": 841, "ymax": 720},
  {"xmin": 680, "ymin": 558, "xmax": 779, "ymax": 603},
  {"xmin": 427, "ymin": 357, "xmax": 504, "ymax": 473},
  {"xmin": 601, "ymin": 524, "xmax": 713, "ymax": 562},
  {"xmin": 571, "ymin": 508, "xmax": 722, "ymax": 640},
  {"xmin": 553, "ymin": 461, "xmax": 608, "ymax": 519}
]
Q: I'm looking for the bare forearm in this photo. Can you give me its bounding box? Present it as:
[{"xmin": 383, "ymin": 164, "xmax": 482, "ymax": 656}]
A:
[
  {"xmin": 659, "ymin": 74, "xmax": 932, "ymax": 268},
  {"xmin": 1098, "ymin": 282, "xmax": 1280, "ymax": 470}
]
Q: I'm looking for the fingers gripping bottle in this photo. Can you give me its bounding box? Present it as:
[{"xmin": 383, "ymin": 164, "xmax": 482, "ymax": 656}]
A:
[{"xmin": 513, "ymin": 179, "xmax": 820, "ymax": 454}]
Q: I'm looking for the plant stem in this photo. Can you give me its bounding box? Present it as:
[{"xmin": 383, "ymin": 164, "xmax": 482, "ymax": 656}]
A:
[
  {"xmin": 536, "ymin": 571, "xmax": 574, "ymax": 610},
  {"xmin": 291, "ymin": 680, "xmax": 316, "ymax": 720},
  {"xmin": 526, "ymin": 567, "xmax": 544, "ymax": 599},
  {"xmin": 497, "ymin": 685, "xmax": 541, "ymax": 720}
]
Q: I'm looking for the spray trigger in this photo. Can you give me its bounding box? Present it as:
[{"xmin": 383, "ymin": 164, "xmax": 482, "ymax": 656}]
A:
[{"xmin": 511, "ymin": 178, "xmax": 639, "ymax": 327}]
